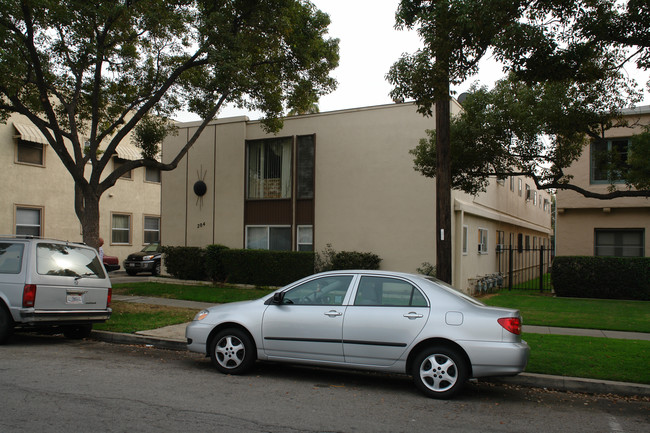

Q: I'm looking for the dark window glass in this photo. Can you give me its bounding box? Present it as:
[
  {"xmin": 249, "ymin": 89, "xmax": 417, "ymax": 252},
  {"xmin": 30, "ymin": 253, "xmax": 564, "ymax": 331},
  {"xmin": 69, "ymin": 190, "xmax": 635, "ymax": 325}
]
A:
[{"xmin": 297, "ymin": 135, "xmax": 315, "ymax": 199}]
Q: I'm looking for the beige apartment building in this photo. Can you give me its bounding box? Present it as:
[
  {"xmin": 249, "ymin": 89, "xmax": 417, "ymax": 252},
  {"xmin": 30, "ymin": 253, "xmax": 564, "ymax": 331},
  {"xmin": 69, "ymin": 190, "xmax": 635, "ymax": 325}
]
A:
[
  {"xmin": 161, "ymin": 102, "xmax": 552, "ymax": 293},
  {"xmin": 556, "ymin": 105, "xmax": 650, "ymax": 257},
  {"xmin": 1, "ymin": 114, "xmax": 161, "ymax": 264}
]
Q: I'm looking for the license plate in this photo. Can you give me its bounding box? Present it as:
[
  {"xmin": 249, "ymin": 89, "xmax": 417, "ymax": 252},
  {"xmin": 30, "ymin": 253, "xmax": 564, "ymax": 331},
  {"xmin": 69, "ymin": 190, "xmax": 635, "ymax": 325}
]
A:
[{"xmin": 66, "ymin": 294, "xmax": 83, "ymax": 304}]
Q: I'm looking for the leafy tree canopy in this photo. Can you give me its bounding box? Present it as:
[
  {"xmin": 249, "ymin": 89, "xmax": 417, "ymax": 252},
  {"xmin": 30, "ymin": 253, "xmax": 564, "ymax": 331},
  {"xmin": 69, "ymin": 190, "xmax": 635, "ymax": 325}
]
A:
[
  {"xmin": 411, "ymin": 73, "xmax": 650, "ymax": 199},
  {"xmin": 0, "ymin": 0, "xmax": 339, "ymax": 245}
]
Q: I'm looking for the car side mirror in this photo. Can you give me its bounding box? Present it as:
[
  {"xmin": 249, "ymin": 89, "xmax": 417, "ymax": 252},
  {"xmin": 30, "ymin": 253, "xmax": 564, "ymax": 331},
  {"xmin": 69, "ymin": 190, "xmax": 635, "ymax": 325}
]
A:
[{"xmin": 272, "ymin": 292, "xmax": 284, "ymax": 304}]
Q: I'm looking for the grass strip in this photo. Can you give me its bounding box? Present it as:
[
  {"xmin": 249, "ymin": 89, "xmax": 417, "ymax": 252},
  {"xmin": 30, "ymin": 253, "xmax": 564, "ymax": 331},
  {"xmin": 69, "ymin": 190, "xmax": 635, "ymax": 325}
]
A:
[
  {"xmin": 94, "ymin": 301, "xmax": 198, "ymax": 334},
  {"xmin": 112, "ymin": 282, "xmax": 274, "ymax": 303},
  {"xmin": 481, "ymin": 290, "xmax": 650, "ymax": 333},
  {"xmin": 523, "ymin": 333, "xmax": 650, "ymax": 384}
]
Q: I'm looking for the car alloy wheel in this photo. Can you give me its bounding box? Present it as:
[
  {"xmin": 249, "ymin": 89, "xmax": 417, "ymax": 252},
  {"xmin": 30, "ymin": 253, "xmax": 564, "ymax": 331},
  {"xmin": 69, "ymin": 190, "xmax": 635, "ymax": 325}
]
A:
[
  {"xmin": 412, "ymin": 345, "xmax": 467, "ymax": 399},
  {"xmin": 209, "ymin": 328, "xmax": 255, "ymax": 375}
]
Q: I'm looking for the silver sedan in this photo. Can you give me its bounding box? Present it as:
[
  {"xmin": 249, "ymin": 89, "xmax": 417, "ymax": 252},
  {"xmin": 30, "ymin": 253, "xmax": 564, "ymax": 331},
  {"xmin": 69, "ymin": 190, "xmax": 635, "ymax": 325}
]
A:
[{"xmin": 186, "ymin": 270, "xmax": 529, "ymax": 399}]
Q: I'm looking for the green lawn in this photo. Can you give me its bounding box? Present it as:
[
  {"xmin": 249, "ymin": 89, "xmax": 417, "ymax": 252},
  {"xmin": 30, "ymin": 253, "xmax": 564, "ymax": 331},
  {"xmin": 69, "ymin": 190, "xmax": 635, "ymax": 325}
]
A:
[
  {"xmin": 94, "ymin": 301, "xmax": 198, "ymax": 334},
  {"xmin": 480, "ymin": 289, "xmax": 650, "ymax": 333},
  {"xmin": 524, "ymin": 334, "xmax": 649, "ymax": 384}
]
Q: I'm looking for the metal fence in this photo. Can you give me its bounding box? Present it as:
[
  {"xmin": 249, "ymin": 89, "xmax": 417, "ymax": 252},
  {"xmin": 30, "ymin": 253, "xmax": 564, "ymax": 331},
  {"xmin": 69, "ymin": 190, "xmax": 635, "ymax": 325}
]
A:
[{"xmin": 496, "ymin": 245, "xmax": 553, "ymax": 292}]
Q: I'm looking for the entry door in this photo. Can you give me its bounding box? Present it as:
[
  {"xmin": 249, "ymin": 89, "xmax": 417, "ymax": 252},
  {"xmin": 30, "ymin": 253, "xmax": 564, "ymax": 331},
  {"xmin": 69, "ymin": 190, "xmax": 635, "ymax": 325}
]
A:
[{"xmin": 262, "ymin": 275, "xmax": 354, "ymax": 363}]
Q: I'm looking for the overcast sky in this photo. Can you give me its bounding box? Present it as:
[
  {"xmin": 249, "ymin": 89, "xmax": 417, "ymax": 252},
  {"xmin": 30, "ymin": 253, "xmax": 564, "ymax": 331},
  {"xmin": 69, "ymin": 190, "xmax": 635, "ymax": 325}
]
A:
[{"xmin": 175, "ymin": 0, "xmax": 649, "ymax": 122}]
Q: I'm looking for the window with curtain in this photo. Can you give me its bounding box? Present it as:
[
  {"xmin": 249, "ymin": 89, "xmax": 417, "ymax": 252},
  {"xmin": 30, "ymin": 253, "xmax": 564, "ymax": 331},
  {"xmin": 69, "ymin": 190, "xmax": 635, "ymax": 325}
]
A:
[
  {"xmin": 144, "ymin": 216, "xmax": 160, "ymax": 244},
  {"xmin": 297, "ymin": 225, "xmax": 313, "ymax": 251},
  {"xmin": 246, "ymin": 226, "xmax": 291, "ymax": 251},
  {"xmin": 247, "ymin": 138, "xmax": 292, "ymax": 199},
  {"xmin": 16, "ymin": 207, "xmax": 41, "ymax": 236},
  {"xmin": 112, "ymin": 214, "xmax": 131, "ymax": 244}
]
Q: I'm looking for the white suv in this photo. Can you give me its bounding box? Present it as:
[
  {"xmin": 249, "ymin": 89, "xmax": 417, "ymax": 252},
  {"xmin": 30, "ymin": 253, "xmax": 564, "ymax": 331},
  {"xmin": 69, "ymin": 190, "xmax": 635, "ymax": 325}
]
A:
[{"xmin": 0, "ymin": 236, "xmax": 112, "ymax": 344}]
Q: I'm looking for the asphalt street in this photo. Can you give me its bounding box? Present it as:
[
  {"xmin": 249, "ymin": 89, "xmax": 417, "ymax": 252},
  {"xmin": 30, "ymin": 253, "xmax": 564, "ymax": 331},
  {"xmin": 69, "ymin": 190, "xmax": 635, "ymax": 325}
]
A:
[{"xmin": 1, "ymin": 334, "xmax": 648, "ymax": 433}]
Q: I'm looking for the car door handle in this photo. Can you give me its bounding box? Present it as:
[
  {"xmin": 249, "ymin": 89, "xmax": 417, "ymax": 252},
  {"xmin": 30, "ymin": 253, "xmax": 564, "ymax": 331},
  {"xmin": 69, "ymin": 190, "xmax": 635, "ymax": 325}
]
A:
[
  {"xmin": 404, "ymin": 312, "xmax": 423, "ymax": 319},
  {"xmin": 325, "ymin": 310, "xmax": 343, "ymax": 317}
]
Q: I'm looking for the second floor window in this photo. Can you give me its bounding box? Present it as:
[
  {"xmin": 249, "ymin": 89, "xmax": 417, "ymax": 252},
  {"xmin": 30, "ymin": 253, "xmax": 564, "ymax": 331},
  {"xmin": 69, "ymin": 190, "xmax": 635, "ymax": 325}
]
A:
[
  {"xmin": 591, "ymin": 138, "xmax": 629, "ymax": 184},
  {"xmin": 247, "ymin": 138, "xmax": 292, "ymax": 199}
]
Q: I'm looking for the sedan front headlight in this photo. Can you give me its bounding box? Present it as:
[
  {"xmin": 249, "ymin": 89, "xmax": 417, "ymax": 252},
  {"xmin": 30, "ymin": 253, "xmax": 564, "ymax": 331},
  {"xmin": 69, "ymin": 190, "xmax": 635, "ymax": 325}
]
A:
[
  {"xmin": 143, "ymin": 254, "xmax": 155, "ymax": 260},
  {"xmin": 195, "ymin": 310, "xmax": 209, "ymax": 321}
]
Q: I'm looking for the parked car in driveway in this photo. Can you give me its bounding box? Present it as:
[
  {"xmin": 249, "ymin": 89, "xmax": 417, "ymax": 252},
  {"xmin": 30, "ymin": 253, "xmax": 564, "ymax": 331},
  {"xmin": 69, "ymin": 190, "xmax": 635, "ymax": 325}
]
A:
[
  {"xmin": 186, "ymin": 270, "xmax": 529, "ymax": 399},
  {"xmin": 0, "ymin": 236, "xmax": 112, "ymax": 344},
  {"xmin": 123, "ymin": 243, "xmax": 162, "ymax": 276},
  {"xmin": 102, "ymin": 254, "xmax": 120, "ymax": 272}
]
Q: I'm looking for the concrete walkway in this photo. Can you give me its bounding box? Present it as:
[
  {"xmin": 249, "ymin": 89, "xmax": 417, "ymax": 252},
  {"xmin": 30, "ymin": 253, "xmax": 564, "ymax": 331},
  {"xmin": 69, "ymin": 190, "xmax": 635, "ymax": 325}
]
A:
[{"xmin": 101, "ymin": 294, "xmax": 650, "ymax": 398}]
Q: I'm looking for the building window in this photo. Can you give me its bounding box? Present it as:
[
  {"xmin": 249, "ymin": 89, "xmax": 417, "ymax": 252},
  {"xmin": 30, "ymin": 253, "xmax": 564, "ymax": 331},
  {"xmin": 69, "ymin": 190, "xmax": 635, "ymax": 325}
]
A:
[
  {"xmin": 518, "ymin": 179, "xmax": 522, "ymax": 196},
  {"xmin": 296, "ymin": 135, "xmax": 315, "ymax": 199},
  {"xmin": 247, "ymin": 137, "xmax": 292, "ymax": 199},
  {"xmin": 462, "ymin": 225, "xmax": 468, "ymax": 255},
  {"xmin": 496, "ymin": 230, "xmax": 505, "ymax": 251},
  {"xmin": 594, "ymin": 229, "xmax": 644, "ymax": 257},
  {"xmin": 145, "ymin": 167, "xmax": 161, "ymax": 183},
  {"xmin": 510, "ymin": 176, "xmax": 515, "ymax": 192},
  {"xmin": 517, "ymin": 233, "xmax": 523, "ymax": 252},
  {"xmin": 533, "ymin": 191, "xmax": 537, "ymax": 205},
  {"xmin": 16, "ymin": 207, "xmax": 42, "ymax": 236},
  {"xmin": 246, "ymin": 226, "xmax": 291, "ymax": 251},
  {"xmin": 144, "ymin": 216, "xmax": 160, "ymax": 244},
  {"xmin": 114, "ymin": 157, "xmax": 132, "ymax": 179},
  {"xmin": 525, "ymin": 184, "xmax": 531, "ymax": 201},
  {"xmin": 16, "ymin": 141, "xmax": 45, "ymax": 166},
  {"xmin": 112, "ymin": 213, "xmax": 131, "ymax": 244},
  {"xmin": 297, "ymin": 225, "xmax": 313, "ymax": 251},
  {"xmin": 478, "ymin": 228, "xmax": 488, "ymax": 254},
  {"xmin": 543, "ymin": 198, "xmax": 550, "ymax": 212},
  {"xmin": 591, "ymin": 138, "xmax": 629, "ymax": 184},
  {"xmin": 525, "ymin": 235, "xmax": 530, "ymax": 250}
]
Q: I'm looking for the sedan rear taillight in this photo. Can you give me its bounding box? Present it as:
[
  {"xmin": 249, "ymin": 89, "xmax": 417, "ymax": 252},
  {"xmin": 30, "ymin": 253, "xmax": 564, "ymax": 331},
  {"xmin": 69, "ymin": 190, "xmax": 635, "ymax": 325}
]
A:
[
  {"xmin": 498, "ymin": 317, "xmax": 522, "ymax": 335},
  {"xmin": 107, "ymin": 288, "xmax": 112, "ymax": 308},
  {"xmin": 23, "ymin": 284, "xmax": 37, "ymax": 308}
]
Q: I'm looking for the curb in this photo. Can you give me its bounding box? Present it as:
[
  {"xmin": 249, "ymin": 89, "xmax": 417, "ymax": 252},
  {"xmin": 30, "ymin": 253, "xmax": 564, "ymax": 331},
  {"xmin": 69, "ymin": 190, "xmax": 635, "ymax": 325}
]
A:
[
  {"xmin": 90, "ymin": 330, "xmax": 649, "ymax": 398},
  {"xmin": 91, "ymin": 330, "xmax": 186, "ymax": 352},
  {"xmin": 487, "ymin": 373, "xmax": 650, "ymax": 398}
]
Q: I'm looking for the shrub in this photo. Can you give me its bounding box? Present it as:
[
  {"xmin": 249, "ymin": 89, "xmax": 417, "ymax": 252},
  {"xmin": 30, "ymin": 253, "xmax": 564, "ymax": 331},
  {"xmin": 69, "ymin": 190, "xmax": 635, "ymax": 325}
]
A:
[
  {"xmin": 205, "ymin": 244, "xmax": 230, "ymax": 282},
  {"xmin": 161, "ymin": 246, "xmax": 207, "ymax": 281},
  {"xmin": 551, "ymin": 256, "xmax": 650, "ymax": 300},
  {"xmin": 315, "ymin": 243, "xmax": 382, "ymax": 271},
  {"xmin": 221, "ymin": 249, "xmax": 315, "ymax": 286}
]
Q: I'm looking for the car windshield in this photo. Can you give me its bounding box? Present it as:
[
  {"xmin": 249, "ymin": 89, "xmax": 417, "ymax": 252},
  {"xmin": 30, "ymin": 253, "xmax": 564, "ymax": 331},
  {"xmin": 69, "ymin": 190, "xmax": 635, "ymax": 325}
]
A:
[
  {"xmin": 36, "ymin": 243, "xmax": 106, "ymax": 279},
  {"xmin": 141, "ymin": 243, "xmax": 159, "ymax": 252}
]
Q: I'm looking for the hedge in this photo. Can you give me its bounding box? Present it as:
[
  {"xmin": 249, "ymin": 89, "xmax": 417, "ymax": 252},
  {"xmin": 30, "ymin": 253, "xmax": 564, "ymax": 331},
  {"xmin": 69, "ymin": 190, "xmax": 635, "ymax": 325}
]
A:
[
  {"xmin": 220, "ymin": 249, "xmax": 315, "ymax": 286},
  {"xmin": 161, "ymin": 246, "xmax": 207, "ymax": 281},
  {"xmin": 551, "ymin": 256, "xmax": 650, "ymax": 300}
]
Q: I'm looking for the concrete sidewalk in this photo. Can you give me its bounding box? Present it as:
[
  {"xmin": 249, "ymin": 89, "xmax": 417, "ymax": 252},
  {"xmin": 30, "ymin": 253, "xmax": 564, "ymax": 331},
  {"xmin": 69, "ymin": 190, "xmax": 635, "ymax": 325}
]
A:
[{"xmin": 97, "ymin": 294, "xmax": 650, "ymax": 398}]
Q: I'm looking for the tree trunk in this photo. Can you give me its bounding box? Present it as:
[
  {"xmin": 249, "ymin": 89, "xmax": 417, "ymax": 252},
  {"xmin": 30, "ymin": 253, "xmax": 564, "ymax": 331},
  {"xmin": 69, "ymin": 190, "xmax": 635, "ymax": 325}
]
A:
[
  {"xmin": 435, "ymin": 83, "xmax": 452, "ymax": 284},
  {"xmin": 75, "ymin": 184, "xmax": 101, "ymax": 250}
]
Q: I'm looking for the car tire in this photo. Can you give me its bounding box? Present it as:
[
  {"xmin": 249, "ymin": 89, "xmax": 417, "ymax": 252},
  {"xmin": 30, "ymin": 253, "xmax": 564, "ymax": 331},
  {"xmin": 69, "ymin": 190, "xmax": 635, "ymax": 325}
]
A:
[
  {"xmin": 126, "ymin": 269, "xmax": 138, "ymax": 276},
  {"xmin": 0, "ymin": 305, "xmax": 14, "ymax": 345},
  {"xmin": 152, "ymin": 261, "xmax": 161, "ymax": 276},
  {"xmin": 63, "ymin": 324, "xmax": 93, "ymax": 340},
  {"xmin": 412, "ymin": 345, "xmax": 468, "ymax": 399},
  {"xmin": 209, "ymin": 328, "xmax": 256, "ymax": 375}
]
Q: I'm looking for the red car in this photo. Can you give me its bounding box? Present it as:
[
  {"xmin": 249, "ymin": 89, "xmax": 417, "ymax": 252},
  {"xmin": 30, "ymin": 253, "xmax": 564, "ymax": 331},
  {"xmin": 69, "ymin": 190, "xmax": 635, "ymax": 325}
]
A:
[{"xmin": 102, "ymin": 254, "xmax": 120, "ymax": 272}]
